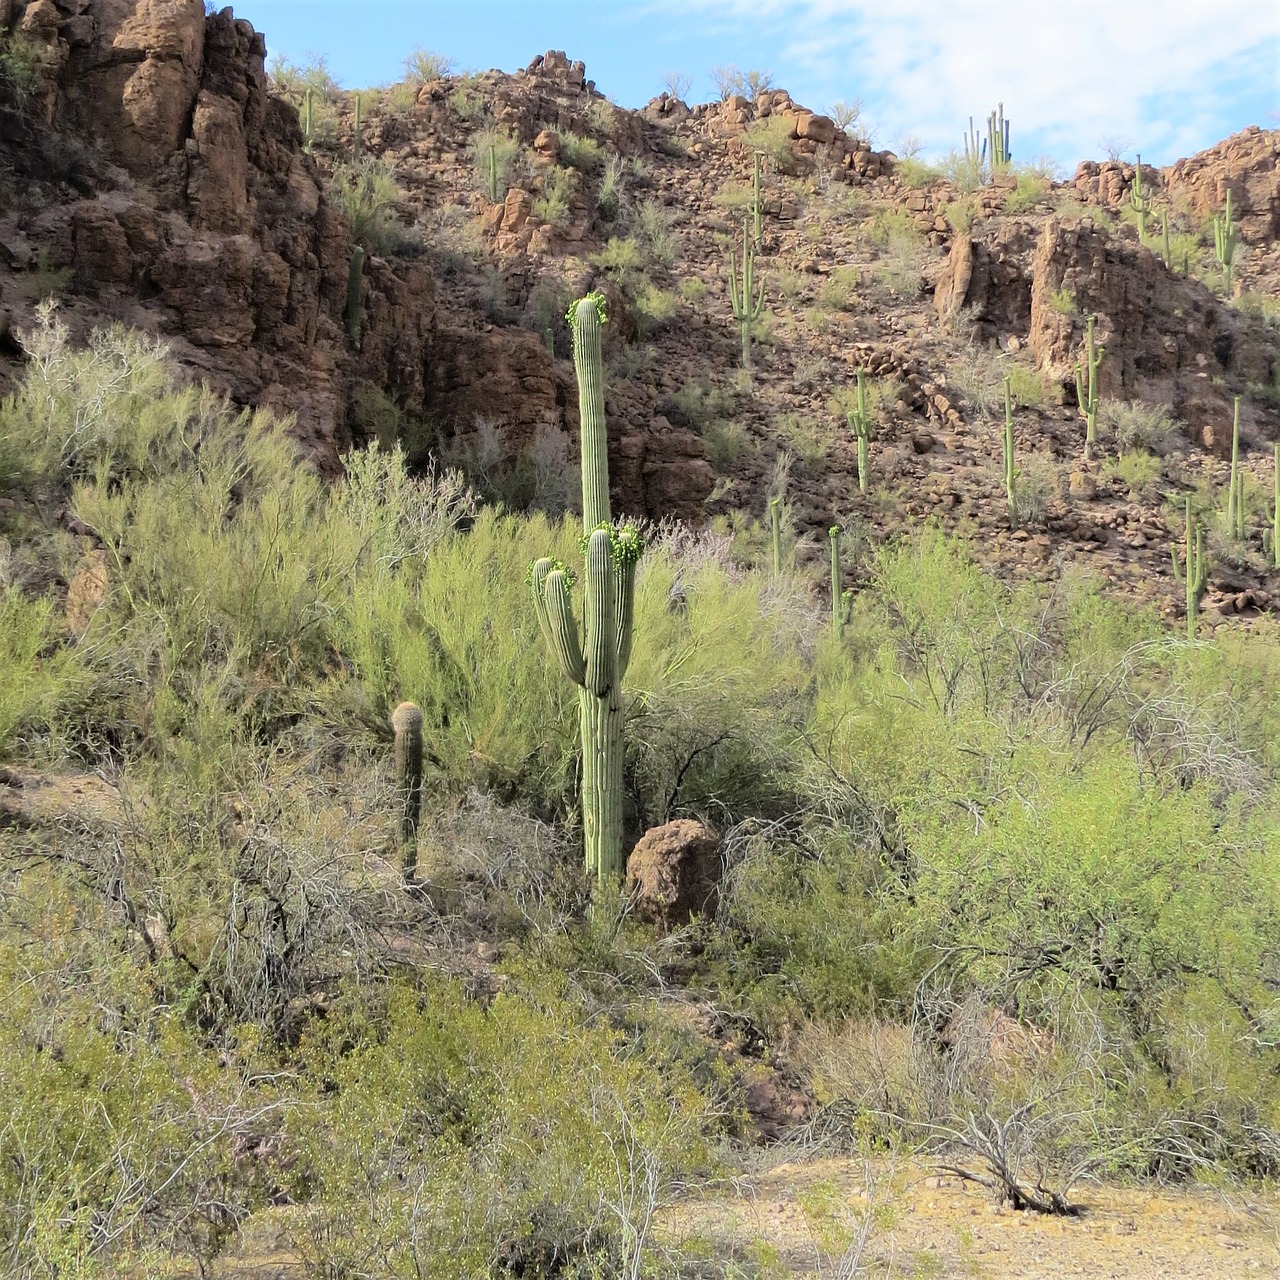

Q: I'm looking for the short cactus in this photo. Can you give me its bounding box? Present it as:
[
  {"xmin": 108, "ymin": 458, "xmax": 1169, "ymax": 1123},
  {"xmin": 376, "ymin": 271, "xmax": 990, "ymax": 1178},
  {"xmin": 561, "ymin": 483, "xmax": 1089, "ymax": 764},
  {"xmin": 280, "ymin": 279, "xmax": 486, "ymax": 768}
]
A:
[
  {"xmin": 729, "ymin": 216, "xmax": 766, "ymax": 370},
  {"xmin": 391, "ymin": 701, "xmax": 424, "ymax": 877},
  {"xmin": 352, "ymin": 91, "xmax": 363, "ymax": 160},
  {"xmin": 530, "ymin": 296, "xmax": 643, "ymax": 883},
  {"xmin": 1074, "ymin": 313, "xmax": 1105, "ymax": 460}
]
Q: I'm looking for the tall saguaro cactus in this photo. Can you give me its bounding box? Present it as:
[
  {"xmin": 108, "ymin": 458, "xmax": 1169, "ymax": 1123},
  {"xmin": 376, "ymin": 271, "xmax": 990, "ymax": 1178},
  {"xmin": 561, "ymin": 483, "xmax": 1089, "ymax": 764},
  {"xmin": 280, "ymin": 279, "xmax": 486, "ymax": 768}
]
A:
[
  {"xmin": 1002, "ymin": 373, "xmax": 1018, "ymax": 521},
  {"xmin": 530, "ymin": 296, "xmax": 643, "ymax": 882},
  {"xmin": 987, "ymin": 102, "xmax": 1010, "ymax": 170},
  {"xmin": 729, "ymin": 216, "xmax": 766, "ymax": 370},
  {"xmin": 1225, "ymin": 396, "xmax": 1244, "ymax": 542},
  {"xmin": 845, "ymin": 367, "xmax": 872, "ymax": 494},
  {"xmin": 1171, "ymin": 496, "xmax": 1209, "ymax": 640},
  {"xmin": 1130, "ymin": 155, "xmax": 1152, "ymax": 241},
  {"xmin": 1074, "ymin": 313, "xmax": 1105, "ymax": 460},
  {"xmin": 1214, "ymin": 189, "xmax": 1237, "ymax": 293}
]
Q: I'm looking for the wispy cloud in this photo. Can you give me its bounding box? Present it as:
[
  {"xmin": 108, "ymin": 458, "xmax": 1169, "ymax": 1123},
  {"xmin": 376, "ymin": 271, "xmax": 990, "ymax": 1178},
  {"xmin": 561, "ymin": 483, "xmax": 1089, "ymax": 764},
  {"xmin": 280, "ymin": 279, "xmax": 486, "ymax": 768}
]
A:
[{"xmin": 655, "ymin": 0, "xmax": 1280, "ymax": 166}]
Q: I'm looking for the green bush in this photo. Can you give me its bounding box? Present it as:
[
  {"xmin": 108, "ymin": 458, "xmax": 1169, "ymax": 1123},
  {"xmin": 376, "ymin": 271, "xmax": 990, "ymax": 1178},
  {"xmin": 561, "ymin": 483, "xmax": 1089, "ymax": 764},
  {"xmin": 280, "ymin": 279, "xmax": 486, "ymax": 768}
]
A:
[
  {"xmin": 1004, "ymin": 171, "xmax": 1050, "ymax": 214},
  {"xmin": 330, "ymin": 157, "xmax": 406, "ymax": 254},
  {"xmin": 533, "ymin": 165, "xmax": 576, "ymax": 226},
  {"xmin": 472, "ymin": 127, "xmax": 523, "ymax": 203},
  {"xmin": 0, "ymin": 587, "xmax": 83, "ymax": 758},
  {"xmin": 554, "ymin": 126, "xmax": 604, "ymax": 172},
  {"xmin": 403, "ymin": 46, "xmax": 453, "ymax": 83}
]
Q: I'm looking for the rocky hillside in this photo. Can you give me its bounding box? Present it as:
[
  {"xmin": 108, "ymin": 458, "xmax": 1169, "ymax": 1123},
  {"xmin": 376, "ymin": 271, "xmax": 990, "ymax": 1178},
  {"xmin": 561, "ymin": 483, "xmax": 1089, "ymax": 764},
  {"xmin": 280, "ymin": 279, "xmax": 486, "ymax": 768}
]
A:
[{"xmin": 2, "ymin": 0, "xmax": 1278, "ymax": 623}]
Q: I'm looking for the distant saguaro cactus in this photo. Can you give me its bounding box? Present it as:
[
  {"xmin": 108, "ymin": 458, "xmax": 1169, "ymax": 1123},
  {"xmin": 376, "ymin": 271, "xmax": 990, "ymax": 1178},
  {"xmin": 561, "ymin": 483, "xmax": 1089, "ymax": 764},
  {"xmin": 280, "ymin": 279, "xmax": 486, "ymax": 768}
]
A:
[
  {"xmin": 302, "ymin": 87, "xmax": 314, "ymax": 154},
  {"xmin": 1214, "ymin": 189, "xmax": 1238, "ymax": 293},
  {"xmin": 1129, "ymin": 155, "xmax": 1152, "ymax": 240},
  {"xmin": 1074, "ymin": 313, "xmax": 1105, "ymax": 460},
  {"xmin": 1268, "ymin": 443, "xmax": 1280, "ymax": 569},
  {"xmin": 352, "ymin": 92, "xmax": 363, "ymax": 160},
  {"xmin": 345, "ymin": 245, "xmax": 365, "ymax": 346},
  {"xmin": 1171, "ymin": 496, "xmax": 1209, "ymax": 640},
  {"xmin": 845, "ymin": 367, "xmax": 872, "ymax": 494},
  {"xmin": 729, "ymin": 216, "xmax": 766, "ymax": 370},
  {"xmin": 391, "ymin": 701, "xmax": 424, "ymax": 877},
  {"xmin": 769, "ymin": 496, "xmax": 783, "ymax": 575},
  {"xmin": 1002, "ymin": 373, "xmax": 1017, "ymax": 521},
  {"xmin": 529, "ymin": 296, "xmax": 643, "ymax": 883},
  {"xmin": 1225, "ymin": 396, "xmax": 1244, "ymax": 542}
]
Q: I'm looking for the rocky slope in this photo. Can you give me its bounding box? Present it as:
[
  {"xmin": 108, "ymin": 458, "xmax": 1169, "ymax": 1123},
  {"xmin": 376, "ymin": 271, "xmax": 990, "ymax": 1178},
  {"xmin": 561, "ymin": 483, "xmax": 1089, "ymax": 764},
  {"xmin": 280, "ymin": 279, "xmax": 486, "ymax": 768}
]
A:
[{"xmin": 2, "ymin": 0, "xmax": 1278, "ymax": 620}]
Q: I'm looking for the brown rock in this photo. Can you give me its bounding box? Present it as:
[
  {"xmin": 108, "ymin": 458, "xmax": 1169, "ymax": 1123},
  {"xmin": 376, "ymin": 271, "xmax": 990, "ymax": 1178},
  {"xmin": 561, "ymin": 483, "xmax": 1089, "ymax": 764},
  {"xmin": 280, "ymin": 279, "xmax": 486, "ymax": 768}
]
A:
[
  {"xmin": 1068, "ymin": 471, "xmax": 1097, "ymax": 500},
  {"xmin": 796, "ymin": 112, "xmax": 836, "ymax": 144},
  {"xmin": 625, "ymin": 819, "xmax": 721, "ymax": 930}
]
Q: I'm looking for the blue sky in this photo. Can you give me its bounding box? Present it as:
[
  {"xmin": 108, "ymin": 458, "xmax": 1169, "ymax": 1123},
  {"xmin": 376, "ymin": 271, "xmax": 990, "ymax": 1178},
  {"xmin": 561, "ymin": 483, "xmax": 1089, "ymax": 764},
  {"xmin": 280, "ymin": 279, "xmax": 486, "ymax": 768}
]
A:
[{"xmin": 228, "ymin": 1, "xmax": 1280, "ymax": 172}]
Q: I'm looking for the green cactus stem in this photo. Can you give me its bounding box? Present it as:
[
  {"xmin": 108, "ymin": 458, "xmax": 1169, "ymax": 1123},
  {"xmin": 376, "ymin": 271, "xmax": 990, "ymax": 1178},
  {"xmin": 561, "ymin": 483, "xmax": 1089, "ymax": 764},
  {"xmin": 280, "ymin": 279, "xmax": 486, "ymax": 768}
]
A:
[
  {"xmin": 987, "ymin": 102, "xmax": 1010, "ymax": 170},
  {"xmin": 1225, "ymin": 396, "xmax": 1243, "ymax": 542},
  {"xmin": 829, "ymin": 526, "xmax": 851, "ymax": 639},
  {"xmin": 1074, "ymin": 313, "xmax": 1105, "ymax": 460},
  {"xmin": 1160, "ymin": 209, "xmax": 1173, "ymax": 271},
  {"xmin": 1003, "ymin": 373, "xmax": 1017, "ymax": 521},
  {"xmin": 962, "ymin": 115, "xmax": 985, "ymax": 171},
  {"xmin": 844, "ymin": 366, "xmax": 872, "ymax": 495},
  {"xmin": 729, "ymin": 216, "xmax": 766, "ymax": 370},
  {"xmin": 1214, "ymin": 188, "xmax": 1237, "ymax": 293},
  {"xmin": 391, "ymin": 701, "xmax": 424, "ymax": 877},
  {"xmin": 1129, "ymin": 155, "xmax": 1153, "ymax": 241},
  {"xmin": 487, "ymin": 142, "xmax": 499, "ymax": 203},
  {"xmin": 1171, "ymin": 496, "xmax": 1209, "ymax": 640},
  {"xmin": 345, "ymin": 244, "xmax": 365, "ymax": 346},
  {"xmin": 1268, "ymin": 443, "xmax": 1280, "ymax": 569},
  {"xmin": 530, "ymin": 296, "xmax": 643, "ymax": 883},
  {"xmin": 769, "ymin": 496, "xmax": 783, "ymax": 576},
  {"xmin": 302, "ymin": 87, "xmax": 314, "ymax": 154},
  {"xmin": 752, "ymin": 151, "xmax": 763, "ymax": 248},
  {"xmin": 352, "ymin": 91, "xmax": 363, "ymax": 160}
]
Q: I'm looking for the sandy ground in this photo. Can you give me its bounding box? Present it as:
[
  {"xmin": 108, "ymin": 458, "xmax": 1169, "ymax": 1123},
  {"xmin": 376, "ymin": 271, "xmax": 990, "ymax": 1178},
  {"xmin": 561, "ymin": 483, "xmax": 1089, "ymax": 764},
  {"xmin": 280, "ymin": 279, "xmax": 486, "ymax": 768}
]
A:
[{"xmin": 666, "ymin": 1154, "xmax": 1280, "ymax": 1278}]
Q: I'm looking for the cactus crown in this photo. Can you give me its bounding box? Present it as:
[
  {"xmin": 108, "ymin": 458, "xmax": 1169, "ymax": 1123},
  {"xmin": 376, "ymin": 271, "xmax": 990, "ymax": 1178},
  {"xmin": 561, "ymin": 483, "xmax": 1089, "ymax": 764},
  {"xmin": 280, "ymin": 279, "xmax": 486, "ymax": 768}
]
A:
[
  {"xmin": 578, "ymin": 521, "xmax": 645, "ymax": 567},
  {"xmin": 567, "ymin": 291, "xmax": 609, "ymax": 331}
]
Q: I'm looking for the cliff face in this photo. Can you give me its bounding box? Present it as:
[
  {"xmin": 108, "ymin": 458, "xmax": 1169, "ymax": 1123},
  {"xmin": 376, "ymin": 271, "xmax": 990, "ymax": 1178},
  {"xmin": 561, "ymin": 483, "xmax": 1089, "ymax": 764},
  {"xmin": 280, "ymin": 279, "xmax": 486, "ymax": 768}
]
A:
[{"xmin": 0, "ymin": 1, "xmax": 714, "ymax": 518}]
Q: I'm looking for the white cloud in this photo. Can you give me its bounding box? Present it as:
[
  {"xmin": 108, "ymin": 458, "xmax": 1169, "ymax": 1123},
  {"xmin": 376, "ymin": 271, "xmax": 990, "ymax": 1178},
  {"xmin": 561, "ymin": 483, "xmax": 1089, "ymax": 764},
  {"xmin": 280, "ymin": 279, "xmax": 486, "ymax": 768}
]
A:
[{"xmin": 656, "ymin": 0, "xmax": 1280, "ymax": 166}]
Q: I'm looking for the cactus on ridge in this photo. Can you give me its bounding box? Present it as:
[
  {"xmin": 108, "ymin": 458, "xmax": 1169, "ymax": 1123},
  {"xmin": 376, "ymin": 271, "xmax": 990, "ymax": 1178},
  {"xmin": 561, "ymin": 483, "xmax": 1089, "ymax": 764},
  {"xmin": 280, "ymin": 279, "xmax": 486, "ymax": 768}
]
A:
[
  {"xmin": 1214, "ymin": 188, "xmax": 1238, "ymax": 293},
  {"xmin": 1225, "ymin": 396, "xmax": 1244, "ymax": 542},
  {"xmin": 1129, "ymin": 155, "xmax": 1152, "ymax": 240},
  {"xmin": 844, "ymin": 367, "xmax": 872, "ymax": 495}
]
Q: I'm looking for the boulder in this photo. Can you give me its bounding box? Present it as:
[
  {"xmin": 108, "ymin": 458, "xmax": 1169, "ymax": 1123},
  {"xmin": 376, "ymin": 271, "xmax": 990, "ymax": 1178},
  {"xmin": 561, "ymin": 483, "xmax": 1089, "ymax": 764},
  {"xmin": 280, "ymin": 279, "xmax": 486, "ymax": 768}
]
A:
[{"xmin": 625, "ymin": 819, "xmax": 721, "ymax": 929}]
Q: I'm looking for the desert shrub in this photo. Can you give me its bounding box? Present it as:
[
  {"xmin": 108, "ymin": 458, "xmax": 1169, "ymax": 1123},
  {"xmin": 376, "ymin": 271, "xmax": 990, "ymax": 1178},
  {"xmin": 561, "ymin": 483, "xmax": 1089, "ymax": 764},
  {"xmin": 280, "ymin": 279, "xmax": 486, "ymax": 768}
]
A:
[
  {"xmin": 817, "ymin": 265, "xmax": 861, "ymax": 312},
  {"xmin": 0, "ymin": 31, "xmax": 42, "ymax": 115},
  {"xmin": 1236, "ymin": 290, "xmax": 1280, "ymax": 329},
  {"xmin": 828, "ymin": 98, "xmax": 863, "ymax": 139},
  {"xmin": 633, "ymin": 281, "xmax": 680, "ymax": 336},
  {"xmin": 596, "ymin": 153, "xmax": 626, "ymax": 220},
  {"xmin": 937, "ymin": 148, "xmax": 984, "ymax": 193},
  {"xmin": 448, "ymin": 76, "xmax": 486, "ymax": 122},
  {"xmin": 1005, "ymin": 364, "xmax": 1046, "ymax": 408},
  {"xmin": 942, "ymin": 196, "xmax": 977, "ymax": 234},
  {"xmin": 1101, "ymin": 399, "xmax": 1182, "ymax": 455},
  {"xmin": 894, "ymin": 156, "xmax": 940, "ymax": 188},
  {"xmin": 285, "ymin": 973, "xmax": 718, "ymax": 1278},
  {"xmin": 1046, "ymin": 285, "xmax": 1076, "ymax": 315},
  {"xmin": 1011, "ymin": 454, "xmax": 1057, "ymax": 526},
  {"xmin": 745, "ymin": 115, "xmax": 802, "ymax": 175},
  {"xmin": 403, "ymin": 46, "xmax": 453, "ymax": 83},
  {"xmin": 1104, "ymin": 449, "xmax": 1163, "ymax": 495},
  {"xmin": 330, "ymin": 157, "xmax": 406, "ymax": 254},
  {"xmin": 269, "ymin": 54, "xmax": 340, "ymax": 103},
  {"xmin": 0, "ymin": 587, "xmax": 83, "ymax": 758},
  {"xmin": 711, "ymin": 179, "xmax": 756, "ymax": 215},
  {"xmin": 678, "ymin": 276, "xmax": 709, "ymax": 304},
  {"xmin": 533, "ymin": 165, "xmax": 576, "ymax": 226},
  {"xmin": 442, "ymin": 418, "xmax": 578, "ymax": 515},
  {"xmin": 1003, "ymin": 171, "xmax": 1050, "ymax": 214},
  {"xmin": 554, "ymin": 126, "xmax": 604, "ymax": 172},
  {"xmin": 471, "ymin": 127, "xmax": 523, "ymax": 203},
  {"xmin": 590, "ymin": 234, "xmax": 644, "ymax": 283},
  {"xmin": 633, "ymin": 197, "xmax": 680, "ymax": 267}
]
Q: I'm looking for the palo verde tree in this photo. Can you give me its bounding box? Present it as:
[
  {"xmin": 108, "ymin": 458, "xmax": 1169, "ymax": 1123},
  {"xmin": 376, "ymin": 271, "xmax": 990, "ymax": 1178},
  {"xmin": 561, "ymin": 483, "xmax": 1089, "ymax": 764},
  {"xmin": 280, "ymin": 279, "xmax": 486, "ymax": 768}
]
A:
[{"xmin": 529, "ymin": 296, "xmax": 644, "ymax": 883}]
